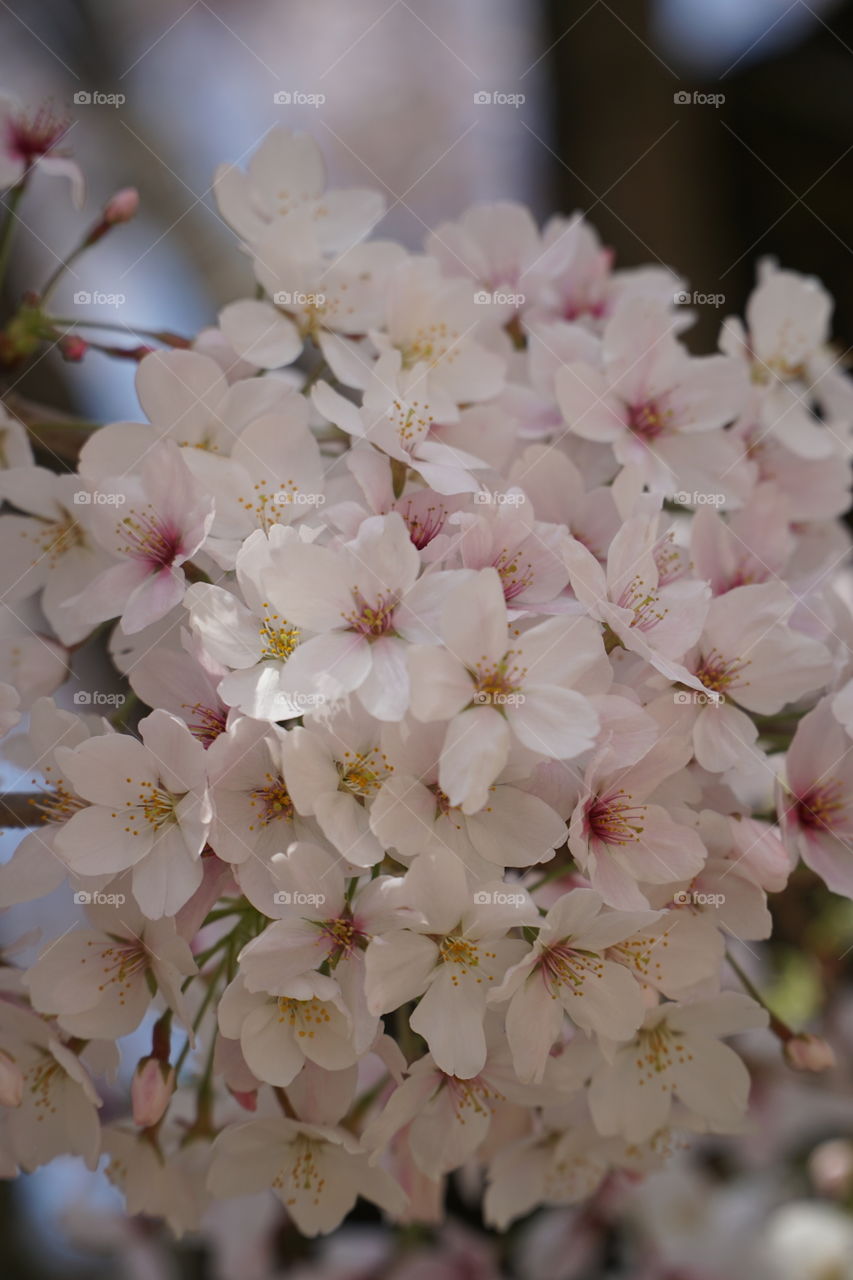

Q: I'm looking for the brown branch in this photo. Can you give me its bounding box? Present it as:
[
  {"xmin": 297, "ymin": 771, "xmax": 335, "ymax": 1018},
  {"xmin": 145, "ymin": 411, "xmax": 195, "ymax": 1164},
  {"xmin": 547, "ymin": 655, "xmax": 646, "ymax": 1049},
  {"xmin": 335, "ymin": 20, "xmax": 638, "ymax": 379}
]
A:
[
  {"xmin": 2, "ymin": 393, "xmax": 95, "ymax": 467},
  {"xmin": 0, "ymin": 793, "xmax": 41, "ymax": 828}
]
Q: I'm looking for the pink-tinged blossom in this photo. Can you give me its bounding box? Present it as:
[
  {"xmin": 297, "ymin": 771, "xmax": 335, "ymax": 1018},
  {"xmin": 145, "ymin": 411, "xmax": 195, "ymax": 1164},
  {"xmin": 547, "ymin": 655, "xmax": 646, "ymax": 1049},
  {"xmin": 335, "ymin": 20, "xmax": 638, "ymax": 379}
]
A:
[
  {"xmin": 24, "ymin": 901, "xmax": 196, "ymax": 1038},
  {"xmin": 236, "ymin": 841, "xmax": 402, "ymax": 1050},
  {"xmin": 568, "ymin": 741, "xmax": 707, "ymax": 910},
  {"xmin": 0, "ymin": 1001, "xmax": 102, "ymax": 1171},
  {"xmin": 370, "ymin": 717, "xmax": 568, "ymax": 877},
  {"xmin": 264, "ymin": 511, "xmax": 467, "ymax": 721},
  {"xmin": 489, "ymin": 889, "xmax": 658, "ymax": 1081},
  {"xmin": 556, "ymin": 297, "xmax": 748, "ymax": 492},
  {"xmin": 408, "ymin": 569, "xmax": 602, "ymax": 812},
  {"xmin": 218, "ymin": 971, "xmax": 357, "ymax": 1087},
  {"xmin": 564, "ymin": 513, "xmax": 710, "ymax": 688},
  {"xmin": 207, "ymin": 1117, "xmax": 406, "ymax": 1237},
  {"xmin": 364, "ymin": 848, "xmax": 537, "ymax": 1079},
  {"xmin": 53, "ymin": 710, "xmax": 212, "ymax": 918},
  {"xmin": 371, "ymin": 256, "xmax": 505, "ymax": 405},
  {"xmin": 314, "ymin": 349, "xmax": 487, "ymax": 496},
  {"xmin": 585, "ymin": 992, "xmax": 767, "ymax": 1143},
  {"xmin": 67, "ymin": 441, "xmax": 214, "ymax": 635},
  {"xmin": 205, "ymin": 716, "xmax": 313, "ymax": 866},
  {"xmin": 721, "ymin": 259, "xmax": 849, "ymax": 459},
  {"xmin": 0, "ymin": 467, "xmax": 112, "ymax": 644},
  {"xmin": 214, "ymin": 126, "xmax": 385, "ymax": 254},
  {"xmin": 278, "ymin": 703, "xmax": 390, "ymax": 867},
  {"xmin": 681, "ymin": 583, "xmax": 832, "ymax": 774},
  {"xmin": 0, "ymin": 93, "xmax": 83, "ymax": 205},
  {"xmin": 779, "ymin": 696, "xmax": 853, "ymax": 899}
]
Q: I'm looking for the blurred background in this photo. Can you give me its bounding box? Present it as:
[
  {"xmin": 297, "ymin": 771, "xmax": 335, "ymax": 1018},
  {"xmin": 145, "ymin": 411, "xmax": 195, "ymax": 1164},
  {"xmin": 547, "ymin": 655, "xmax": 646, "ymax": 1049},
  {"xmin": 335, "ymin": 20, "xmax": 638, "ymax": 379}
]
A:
[{"xmin": 2, "ymin": 1, "xmax": 853, "ymax": 1277}]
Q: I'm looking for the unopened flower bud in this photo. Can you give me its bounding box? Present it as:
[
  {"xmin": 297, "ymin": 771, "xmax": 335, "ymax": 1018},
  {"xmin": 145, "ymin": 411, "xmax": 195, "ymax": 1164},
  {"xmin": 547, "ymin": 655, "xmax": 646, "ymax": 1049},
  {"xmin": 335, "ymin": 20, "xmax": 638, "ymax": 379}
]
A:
[
  {"xmin": 228, "ymin": 1087, "xmax": 258, "ymax": 1112},
  {"xmin": 808, "ymin": 1139, "xmax": 853, "ymax": 1198},
  {"xmin": 59, "ymin": 335, "xmax": 87, "ymax": 362},
  {"xmin": 103, "ymin": 187, "xmax": 139, "ymax": 225},
  {"xmin": 0, "ymin": 1048, "xmax": 23, "ymax": 1107},
  {"xmin": 131, "ymin": 1056, "xmax": 175, "ymax": 1126},
  {"xmin": 783, "ymin": 1033, "xmax": 836, "ymax": 1073}
]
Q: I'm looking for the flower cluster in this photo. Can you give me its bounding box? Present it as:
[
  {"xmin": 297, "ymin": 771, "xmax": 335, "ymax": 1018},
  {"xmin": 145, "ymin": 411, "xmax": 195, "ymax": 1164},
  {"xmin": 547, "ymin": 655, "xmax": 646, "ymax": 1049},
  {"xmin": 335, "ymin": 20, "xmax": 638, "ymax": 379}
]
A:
[{"xmin": 0, "ymin": 120, "xmax": 851, "ymax": 1240}]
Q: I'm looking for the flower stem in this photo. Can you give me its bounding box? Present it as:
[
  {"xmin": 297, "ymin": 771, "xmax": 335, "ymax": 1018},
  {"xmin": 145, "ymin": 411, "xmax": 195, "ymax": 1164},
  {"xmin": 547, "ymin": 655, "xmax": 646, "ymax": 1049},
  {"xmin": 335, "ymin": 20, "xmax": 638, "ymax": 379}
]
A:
[
  {"xmin": 726, "ymin": 949, "xmax": 792, "ymax": 1040},
  {"xmin": 0, "ymin": 182, "xmax": 27, "ymax": 292}
]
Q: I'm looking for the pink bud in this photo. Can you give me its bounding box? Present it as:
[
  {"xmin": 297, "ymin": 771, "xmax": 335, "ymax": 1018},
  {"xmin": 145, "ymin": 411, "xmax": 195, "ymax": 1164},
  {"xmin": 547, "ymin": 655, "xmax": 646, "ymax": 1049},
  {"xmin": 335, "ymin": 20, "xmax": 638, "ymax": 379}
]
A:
[
  {"xmin": 131, "ymin": 1057, "xmax": 175, "ymax": 1127},
  {"xmin": 229, "ymin": 1087, "xmax": 258, "ymax": 1112},
  {"xmin": 783, "ymin": 1033, "xmax": 836, "ymax": 1073},
  {"xmin": 0, "ymin": 1049, "xmax": 23, "ymax": 1107},
  {"xmin": 808, "ymin": 1139, "xmax": 853, "ymax": 1198},
  {"xmin": 103, "ymin": 187, "xmax": 139, "ymax": 225},
  {"xmin": 59, "ymin": 335, "xmax": 87, "ymax": 362}
]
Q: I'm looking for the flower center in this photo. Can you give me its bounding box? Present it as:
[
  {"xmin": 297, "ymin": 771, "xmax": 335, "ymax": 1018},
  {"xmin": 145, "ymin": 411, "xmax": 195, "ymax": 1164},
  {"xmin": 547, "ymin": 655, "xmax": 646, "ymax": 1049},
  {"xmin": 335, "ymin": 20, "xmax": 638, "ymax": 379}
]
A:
[
  {"xmin": 539, "ymin": 941, "xmax": 605, "ymax": 993},
  {"xmin": 389, "ymin": 398, "xmax": 430, "ymax": 451},
  {"xmin": 635, "ymin": 1023, "xmax": 693, "ymax": 1082},
  {"xmin": 616, "ymin": 575, "xmax": 667, "ymax": 632},
  {"xmin": 182, "ymin": 701, "xmax": 227, "ymax": 747},
  {"xmin": 272, "ymin": 1135, "xmax": 325, "ymax": 1202},
  {"xmin": 258, "ymin": 605, "xmax": 300, "ymax": 661},
  {"xmin": 397, "ymin": 497, "xmax": 448, "ymax": 549},
  {"xmin": 399, "ymin": 322, "xmax": 457, "ymax": 370},
  {"xmin": 30, "ymin": 778, "xmax": 86, "ymax": 825},
  {"xmin": 343, "ymin": 590, "xmax": 398, "ymax": 638},
  {"xmin": 88, "ymin": 939, "xmax": 148, "ymax": 1001},
  {"xmin": 249, "ymin": 774, "xmax": 294, "ymax": 826},
  {"xmin": 338, "ymin": 748, "xmax": 392, "ymax": 797},
  {"xmin": 438, "ymin": 934, "xmax": 496, "ymax": 985},
  {"xmin": 118, "ymin": 507, "xmax": 184, "ymax": 569},
  {"xmin": 23, "ymin": 511, "xmax": 83, "ymax": 566},
  {"xmin": 443, "ymin": 1072, "xmax": 503, "ymax": 1121},
  {"xmin": 6, "ymin": 104, "xmax": 69, "ymax": 163},
  {"xmin": 493, "ymin": 547, "xmax": 535, "ymax": 602},
  {"xmin": 627, "ymin": 399, "xmax": 669, "ymax": 441},
  {"xmin": 136, "ymin": 782, "xmax": 178, "ymax": 831},
  {"xmin": 472, "ymin": 651, "xmax": 526, "ymax": 707},
  {"xmin": 694, "ymin": 648, "xmax": 749, "ymax": 694},
  {"xmin": 587, "ymin": 789, "xmax": 645, "ymax": 846},
  {"xmin": 276, "ymin": 997, "xmax": 332, "ymax": 1036},
  {"xmin": 795, "ymin": 780, "xmax": 845, "ymax": 833}
]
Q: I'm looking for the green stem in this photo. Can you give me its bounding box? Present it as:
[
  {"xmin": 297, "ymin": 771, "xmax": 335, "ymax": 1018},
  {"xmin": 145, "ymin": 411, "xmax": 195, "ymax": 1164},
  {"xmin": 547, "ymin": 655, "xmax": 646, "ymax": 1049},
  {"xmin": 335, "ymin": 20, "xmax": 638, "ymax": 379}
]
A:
[
  {"xmin": 40, "ymin": 246, "xmax": 89, "ymax": 302},
  {"xmin": 48, "ymin": 316, "xmax": 181, "ymax": 344},
  {"xmin": 527, "ymin": 859, "xmax": 575, "ymax": 894},
  {"xmin": 726, "ymin": 950, "xmax": 792, "ymax": 1040},
  {"xmin": 174, "ymin": 954, "xmax": 228, "ymax": 1076},
  {"xmin": 0, "ymin": 182, "xmax": 27, "ymax": 290}
]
